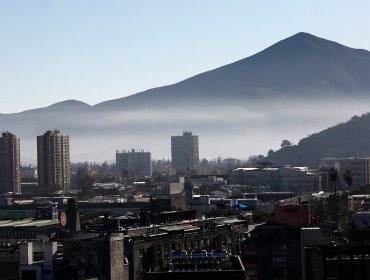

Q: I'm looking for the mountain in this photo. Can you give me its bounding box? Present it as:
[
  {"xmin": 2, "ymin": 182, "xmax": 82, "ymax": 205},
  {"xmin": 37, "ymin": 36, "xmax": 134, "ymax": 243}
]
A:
[
  {"xmin": 93, "ymin": 32, "xmax": 370, "ymax": 111},
  {"xmin": 265, "ymin": 113, "xmax": 370, "ymax": 167},
  {"xmin": 2, "ymin": 32, "xmax": 370, "ymax": 162}
]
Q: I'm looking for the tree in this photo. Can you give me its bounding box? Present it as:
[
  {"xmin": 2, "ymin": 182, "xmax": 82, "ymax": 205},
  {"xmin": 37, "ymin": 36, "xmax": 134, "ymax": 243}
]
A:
[
  {"xmin": 267, "ymin": 149, "xmax": 275, "ymax": 156},
  {"xmin": 73, "ymin": 163, "xmax": 89, "ymax": 187},
  {"xmin": 343, "ymin": 169, "xmax": 353, "ymax": 189},
  {"xmin": 199, "ymin": 184, "xmax": 209, "ymax": 195},
  {"xmin": 79, "ymin": 173, "xmax": 95, "ymax": 199},
  {"xmin": 343, "ymin": 169, "xmax": 354, "ymax": 217},
  {"xmin": 329, "ymin": 167, "xmax": 339, "ymax": 226},
  {"xmin": 258, "ymin": 161, "xmax": 274, "ymax": 167},
  {"xmin": 280, "ymin": 139, "xmax": 292, "ymax": 148},
  {"xmin": 329, "ymin": 167, "xmax": 339, "ymax": 193},
  {"xmin": 311, "ymin": 196, "xmax": 349, "ymax": 225}
]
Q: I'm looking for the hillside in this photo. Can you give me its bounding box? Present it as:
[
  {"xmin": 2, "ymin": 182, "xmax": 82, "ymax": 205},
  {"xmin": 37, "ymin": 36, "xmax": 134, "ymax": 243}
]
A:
[{"xmin": 265, "ymin": 113, "xmax": 370, "ymax": 167}]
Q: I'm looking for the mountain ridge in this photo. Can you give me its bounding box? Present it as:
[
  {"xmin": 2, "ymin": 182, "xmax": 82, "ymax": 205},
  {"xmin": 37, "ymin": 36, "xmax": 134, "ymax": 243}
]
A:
[
  {"xmin": 2, "ymin": 32, "xmax": 370, "ymax": 162},
  {"xmin": 265, "ymin": 112, "xmax": 370, "ymax": 167},
  {"xmin": 92, "ymin": 32, "xmax": 370, "ymax": 111}
]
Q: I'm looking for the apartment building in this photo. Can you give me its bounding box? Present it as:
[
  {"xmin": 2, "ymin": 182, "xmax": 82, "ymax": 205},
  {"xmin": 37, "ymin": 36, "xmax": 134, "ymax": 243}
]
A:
[
  {"xmin": 171, "ymin": 131, "xmax": 199, "ymax": 174},
  {"xmin": 37, "ymin": 130, "xmax": 71, "ymax": 192},
  {"xmin": 116, "ymin": 149, "xmax": 152, "ymax": 177},
  {"xmin": 0, "ymin": 132, "xmax": 21, "ymax": 194}
]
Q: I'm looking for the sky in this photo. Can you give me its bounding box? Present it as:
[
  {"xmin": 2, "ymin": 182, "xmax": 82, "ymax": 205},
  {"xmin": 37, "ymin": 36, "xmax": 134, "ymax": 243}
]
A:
[{"xmin": 1, "ymin": 1, "xmax": 370, "ymax": 114}]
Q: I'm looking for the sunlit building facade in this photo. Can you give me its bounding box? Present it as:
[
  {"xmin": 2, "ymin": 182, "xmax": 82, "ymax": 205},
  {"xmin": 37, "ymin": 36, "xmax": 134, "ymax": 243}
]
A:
[
  {"xmin": 0, "ymin": 132, "xmax": 21, "ymax": 194},
  {"xmin": 37, "ymin": 130, "xmax": 71, "ymax": 192}
]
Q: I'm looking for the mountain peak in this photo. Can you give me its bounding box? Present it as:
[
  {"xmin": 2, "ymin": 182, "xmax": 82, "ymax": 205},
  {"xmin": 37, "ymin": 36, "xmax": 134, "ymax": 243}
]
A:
[
  {"xmin": 47, "ymin": 99, "xmax": 90, "ymax": 109},
  {"xmin": 15, "ymin": 99, "xmax": 91, "ymax": 115},
  {"xmin": 264, "ymin": 32, "xmax": 347, "ymax": 54}
]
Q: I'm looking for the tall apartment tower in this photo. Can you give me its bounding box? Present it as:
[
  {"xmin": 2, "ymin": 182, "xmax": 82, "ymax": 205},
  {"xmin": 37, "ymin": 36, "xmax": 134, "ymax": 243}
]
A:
[
  {"xmin": 171, "ymin": 131, "xmax": 199, "ymax": 174},
  {"xmin": 116, "ymin": 149, "xmax": 152, "ymax": 177},
  {"xmin": 37, "ymin": 130, "xmax": 71, "ymax": 192},
  {"xmin": 0, "ymin": 132, "xmax": 21, "ymax": 194}
]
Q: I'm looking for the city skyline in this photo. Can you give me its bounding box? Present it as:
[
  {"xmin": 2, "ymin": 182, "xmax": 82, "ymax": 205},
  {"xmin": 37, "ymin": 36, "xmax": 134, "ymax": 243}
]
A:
[{"xmin": 0, "ymin": 1, "xmax": 369, "ymax": 113}]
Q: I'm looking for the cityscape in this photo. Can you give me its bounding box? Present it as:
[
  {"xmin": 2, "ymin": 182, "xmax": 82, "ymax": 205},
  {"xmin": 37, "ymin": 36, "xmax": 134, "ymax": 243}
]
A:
[
  {"xmin": 1, "ymin": 126, "xmax": 370, "ymax": 279},
  {"xmin": 1, "ymin": 1, "xmax": 370, "ymax": 280}
]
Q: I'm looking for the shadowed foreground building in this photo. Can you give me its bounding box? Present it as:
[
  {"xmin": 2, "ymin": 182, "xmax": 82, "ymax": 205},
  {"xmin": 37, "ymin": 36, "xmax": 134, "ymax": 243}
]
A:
[
  {"xmin": 243, "ymin": 202, "xmax": 315, "ymax": 280},
  {"xmin": 0, "ymin": 132, "xmax": 21, "ymax": 194},
  {"xmin": 37, "ymin": 130, "xmax": 71, "ymax": 193},
  {"xmin": 145, "ymin": 253, "xmax": 245, "ymax": 280},
  {"xmin": 305, "ymin": 245, "xmax": 370, "ymax": 280}
]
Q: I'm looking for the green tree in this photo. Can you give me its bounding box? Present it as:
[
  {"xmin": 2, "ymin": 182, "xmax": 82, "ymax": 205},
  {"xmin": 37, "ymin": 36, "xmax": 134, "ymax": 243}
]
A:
[
  {"xmin": 343, "ymin": 169, "xmax": 353, "ymax": 189},
  {"xmin": 329, "ymin": 167, "xmax": 339, "ymax": 226},
  {"xmin": 343, "ymin": 169, "xmax": 354, "ymax": 216},
  {"xmin": 311, "ymin": 196, "xmax": 349, "ymax": 225},
  {"xmin": 199, "ymin": 184, "xmax": 209, "ymax": 195},
  {"xmin": 329, "ymin": 167, "xmax": 339, "ymax": 195},
  {"xmin": 280, "ymin": 139, "xmax": 292, "ymax": 148},
  {"xmin": 79, "ymin": 173, "xmax": 95, "ymax": 199}
]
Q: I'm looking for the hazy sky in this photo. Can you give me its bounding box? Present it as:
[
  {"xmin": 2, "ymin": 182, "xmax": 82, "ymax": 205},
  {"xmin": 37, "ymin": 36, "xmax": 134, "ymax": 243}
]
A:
[{"xmin": 1, "ymin": 1, "xmax": 369, "ymax": 114}]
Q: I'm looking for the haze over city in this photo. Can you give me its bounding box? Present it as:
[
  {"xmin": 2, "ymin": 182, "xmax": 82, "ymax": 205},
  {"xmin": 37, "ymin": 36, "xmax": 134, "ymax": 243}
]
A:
[{"xmin": 3, "ymin": 2, "xmax": 370, "ymax": 280}]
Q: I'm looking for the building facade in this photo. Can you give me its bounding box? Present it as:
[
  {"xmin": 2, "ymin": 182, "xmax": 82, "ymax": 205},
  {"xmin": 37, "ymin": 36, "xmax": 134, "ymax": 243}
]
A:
[
  {"xmin": 171, "ymin": 131, "xmax": 199, "ymax": 174},
  {"xmin": 21, "ymin": 164, "xmax": 37, "ymax": 180},
  {"xmin": 116, "ymin": 149, "xmax": 152, "ymax": 177},
  {"xmin": 0, "ymin": 132, "xmax": 21, "ymax": 194},
  {"xmin": 320, "ymin": 157, "xmax": 370, "ymax": 190},
  {"xmin": 37, "ymin": 130, "xmax": 71, "ymax": 193},
  {"xmin": 339, "ymin": 157, "xmax": 370, "ymax": 190},
  {"xmin": 230, "ymin": 166, "xmax": 321, "ymax": 192}
]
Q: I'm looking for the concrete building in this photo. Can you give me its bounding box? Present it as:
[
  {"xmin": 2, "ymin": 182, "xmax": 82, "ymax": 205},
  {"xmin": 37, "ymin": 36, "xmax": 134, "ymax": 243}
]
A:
[
  {"xmin": 125, "ymin": 217, "xmax": 248, "ymax": 280},
  {"xmin": 320, "ymin": 157, "xmax": 370, "ymax": 190},
  {"xmin": 243, "ymin": 202, "xmax": 315, "ymax": 280},
  {"xmin": 145, "ymin": 253, "xmax": 245, "ymax": 280},
  {"xmin": 116, "ymin": 149, "xmax": 152, "ymax": 177},
  {"xmin": 21, "ymin": 164, "xmax": 37, "ymax": 180},
  {"xmin": 19, "ymin": 241, "xmax": 62, "ymax": 280},
  {"xmin": 230, "ymin": 166, "xmax": 321, "ymax": 192},
  {"xmin": 0, "ymin": 132, "xmax": 21, "ymax": 194},
  {"xmin": 230, "ymin": 168, "xmax": 280, "ymax": 190},
  {"xmin": 279, "ymin": 166, "xmax": 320, "ymax": 192},
  {"xmin": 339, "ymin": 157, "xmax": 370, "ymax": 190},
  {"xmin": 19, "ymin": 234, "xmax": 127, "ymax": 280},
  {"xmin": 37, "ymin": 130, "xmax": 71, "ymax": 193},
  {"xmin": 305, "ymin": 244, "xmax": 370, "ymax": 280},
  {"xmin": 171, "ymin": 131, "xmax": 199, "ymax": 174}
]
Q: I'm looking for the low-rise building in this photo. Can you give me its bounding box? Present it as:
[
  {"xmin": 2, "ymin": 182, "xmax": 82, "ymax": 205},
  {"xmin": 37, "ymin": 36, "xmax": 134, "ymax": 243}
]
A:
[
  {"xmin": 116, "ymin": 149, "xmax": 152, "ymax": 178},
  {"xmin": 145, "ymin": 252, "xmax": 245, "ymax": 280},
  {"xmin": 230, "ymin": 166, "xmax": 321, "ymax": 192}
]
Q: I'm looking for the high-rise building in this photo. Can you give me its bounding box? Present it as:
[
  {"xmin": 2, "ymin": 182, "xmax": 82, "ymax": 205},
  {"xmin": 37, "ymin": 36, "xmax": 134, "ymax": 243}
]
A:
[
  {"xmin": 37, "ymin": 130, "xmax": 71, "ymax": 192},
  {"xmin": 0, "ymin": 132, "xmax": 21, "ymax": 194},
  {"xmin": 171, "ymin": 131, "xmax": 199, "ymax": 174},
  {"xmin": 116, "ymin": 149, "xmax": 152, "ymax": 177}
]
